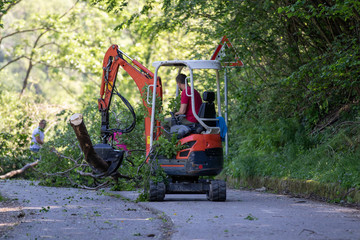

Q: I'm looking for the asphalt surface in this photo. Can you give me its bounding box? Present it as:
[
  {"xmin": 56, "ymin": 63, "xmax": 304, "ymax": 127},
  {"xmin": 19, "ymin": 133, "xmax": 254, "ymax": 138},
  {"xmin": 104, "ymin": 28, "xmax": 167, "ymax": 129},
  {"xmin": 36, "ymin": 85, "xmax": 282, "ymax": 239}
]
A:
[
  {"xmin": 0, "ymin": 180, "xmax": 170, "ymax": 240},
  {"xmin": 1, "ymin": 180, "xmax": 360, "ymax": 240},
  {"xmin": 121, "ymin": 190, "xmax": 360, "ymax": 240}
]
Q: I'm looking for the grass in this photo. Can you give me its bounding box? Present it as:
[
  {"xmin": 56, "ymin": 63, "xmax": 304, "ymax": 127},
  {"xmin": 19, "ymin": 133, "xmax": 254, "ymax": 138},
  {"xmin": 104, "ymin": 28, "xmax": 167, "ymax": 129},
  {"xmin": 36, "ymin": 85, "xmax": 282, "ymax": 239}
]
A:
[
  {"xmin": 226, "ymin": 117, "xmax": 360, "ymax": 189},
  {"xmin": 0, "ymin": 193, "xmax": 5, "ymax": 202}
]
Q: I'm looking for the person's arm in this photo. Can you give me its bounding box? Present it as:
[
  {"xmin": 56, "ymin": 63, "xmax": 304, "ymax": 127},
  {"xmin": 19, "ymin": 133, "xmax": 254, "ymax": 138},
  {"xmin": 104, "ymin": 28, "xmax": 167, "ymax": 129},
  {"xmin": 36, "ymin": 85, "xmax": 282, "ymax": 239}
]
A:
[
  {"xmin": 175, "ymin": 104, "xmax": 187, "ymax": 115},
  {"xmin": 35, "ymin": 135, "xmax": 44, "ymax": 145}
]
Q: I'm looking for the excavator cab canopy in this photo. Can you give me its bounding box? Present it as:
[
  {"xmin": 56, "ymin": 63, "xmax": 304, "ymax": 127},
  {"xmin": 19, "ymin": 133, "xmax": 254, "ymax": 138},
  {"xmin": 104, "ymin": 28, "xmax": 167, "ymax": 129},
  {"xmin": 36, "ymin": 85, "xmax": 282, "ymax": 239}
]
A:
[
  {"xmin": 149, "ymin": 60, "xmax": 223, "ymax": 148},
  {"xmin": 152, "ymin": 60, "xmax": 222, "ymax": 70}
]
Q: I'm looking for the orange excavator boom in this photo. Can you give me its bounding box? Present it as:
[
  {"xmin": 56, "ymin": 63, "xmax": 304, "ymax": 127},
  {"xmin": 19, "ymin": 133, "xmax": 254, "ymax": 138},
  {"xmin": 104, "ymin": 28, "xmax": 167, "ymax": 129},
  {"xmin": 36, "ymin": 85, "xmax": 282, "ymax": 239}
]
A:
[{"xmin": 98, "ymin": 44, "xmax": 162, "ymax": 153}]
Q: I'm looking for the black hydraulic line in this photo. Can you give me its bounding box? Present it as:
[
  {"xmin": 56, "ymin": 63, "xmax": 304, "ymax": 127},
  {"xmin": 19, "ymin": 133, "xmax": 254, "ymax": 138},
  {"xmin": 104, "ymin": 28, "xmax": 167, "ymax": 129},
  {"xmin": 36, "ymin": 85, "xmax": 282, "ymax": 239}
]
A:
[{"xmin": 106, "ymin": 86, "xmax": 136, "ymax": 135}]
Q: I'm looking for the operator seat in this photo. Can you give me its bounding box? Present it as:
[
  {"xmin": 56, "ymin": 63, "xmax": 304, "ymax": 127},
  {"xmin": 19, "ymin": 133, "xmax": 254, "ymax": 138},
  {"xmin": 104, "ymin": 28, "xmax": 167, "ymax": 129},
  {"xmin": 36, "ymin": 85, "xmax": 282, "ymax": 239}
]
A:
[{"xmin": 198, "ymin": 91, "xmax": 216, "ymax": 127}]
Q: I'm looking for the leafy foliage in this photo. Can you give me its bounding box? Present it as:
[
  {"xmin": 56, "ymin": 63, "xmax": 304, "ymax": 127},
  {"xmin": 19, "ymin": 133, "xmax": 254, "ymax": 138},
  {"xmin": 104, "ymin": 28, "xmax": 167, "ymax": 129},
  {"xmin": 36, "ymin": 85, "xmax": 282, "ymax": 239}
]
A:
[
  {"xmin": 154, "ymin": 135, "xmax": 184, "ymax": 159},
  {"xmin": 0, "ymin": 0, "xmax": 21, "ymax": 28},
  {"xmin": 0, "ymin": 88, "xmax": 48, "ymax": 176},
  {"xmin": 0, "ymin": 193, "xmax": 5, "ymax": 202}
]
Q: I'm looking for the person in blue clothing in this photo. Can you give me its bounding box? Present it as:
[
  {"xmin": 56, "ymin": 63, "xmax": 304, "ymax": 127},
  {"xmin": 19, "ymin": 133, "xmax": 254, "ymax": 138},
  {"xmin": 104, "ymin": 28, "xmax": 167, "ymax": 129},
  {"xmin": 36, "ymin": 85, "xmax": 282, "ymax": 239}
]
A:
[{"xmin": 29, "ymin": 119, "xmax": 46, "ymax": 153}]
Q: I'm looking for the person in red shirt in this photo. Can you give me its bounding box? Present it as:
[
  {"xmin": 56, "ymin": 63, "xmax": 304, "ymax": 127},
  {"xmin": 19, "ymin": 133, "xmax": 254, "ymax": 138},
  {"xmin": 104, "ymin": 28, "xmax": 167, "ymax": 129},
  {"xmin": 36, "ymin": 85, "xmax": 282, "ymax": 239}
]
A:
[{"xmin": 175, "ymin": 73, "xmax": 203, "ymax": 125}]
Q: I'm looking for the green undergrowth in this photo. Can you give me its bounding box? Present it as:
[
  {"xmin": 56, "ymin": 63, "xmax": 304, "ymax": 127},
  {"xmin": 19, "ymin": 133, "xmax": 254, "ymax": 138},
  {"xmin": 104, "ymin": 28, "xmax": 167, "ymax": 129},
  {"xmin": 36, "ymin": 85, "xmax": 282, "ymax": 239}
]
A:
[
  {"xmin": 225, "ymin": 116, "xmax": 360, "ymax": 191},
  {"xmin": 0, "ymin": 193, "xmax": 5, "ymax": 202},
  {"xmin": 226, "ymin": 176, "xmax": 360, "ymax": 204}
]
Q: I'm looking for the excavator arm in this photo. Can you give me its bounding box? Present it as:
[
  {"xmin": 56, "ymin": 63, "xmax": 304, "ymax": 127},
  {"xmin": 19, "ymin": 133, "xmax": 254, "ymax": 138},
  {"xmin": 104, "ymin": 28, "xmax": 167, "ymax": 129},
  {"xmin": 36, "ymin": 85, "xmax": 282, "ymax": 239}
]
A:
[{"xmin": 98, "ymin": 45, "xmax": 162, "ymax": 153}]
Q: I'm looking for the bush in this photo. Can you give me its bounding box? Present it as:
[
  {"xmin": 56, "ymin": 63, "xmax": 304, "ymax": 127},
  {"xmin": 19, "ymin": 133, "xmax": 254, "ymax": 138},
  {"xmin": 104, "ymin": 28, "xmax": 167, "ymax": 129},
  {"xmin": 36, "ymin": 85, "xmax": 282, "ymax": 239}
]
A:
[{"xmin": 226, "ymin": 115, "xmax": 360, "ymax": 188}]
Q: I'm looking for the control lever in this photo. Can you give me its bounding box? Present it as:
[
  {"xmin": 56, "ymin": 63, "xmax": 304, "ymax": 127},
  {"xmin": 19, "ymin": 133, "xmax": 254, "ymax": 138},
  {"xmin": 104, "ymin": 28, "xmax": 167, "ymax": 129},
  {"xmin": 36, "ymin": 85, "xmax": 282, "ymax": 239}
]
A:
[{"xmin": 170, "ymin": 111, "xmax": 180, "ymax": 125}]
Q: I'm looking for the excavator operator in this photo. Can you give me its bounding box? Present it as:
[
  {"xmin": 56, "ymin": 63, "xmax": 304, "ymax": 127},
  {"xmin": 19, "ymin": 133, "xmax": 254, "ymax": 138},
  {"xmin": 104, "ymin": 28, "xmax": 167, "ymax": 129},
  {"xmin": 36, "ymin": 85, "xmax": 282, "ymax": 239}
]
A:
[
  {"xmin": 163, "ymin": 74, "xmax": 202, "ymax": 135},
  {"xmin": 175, "ymin": 73, "xmax": 203, "ymax": 125}
]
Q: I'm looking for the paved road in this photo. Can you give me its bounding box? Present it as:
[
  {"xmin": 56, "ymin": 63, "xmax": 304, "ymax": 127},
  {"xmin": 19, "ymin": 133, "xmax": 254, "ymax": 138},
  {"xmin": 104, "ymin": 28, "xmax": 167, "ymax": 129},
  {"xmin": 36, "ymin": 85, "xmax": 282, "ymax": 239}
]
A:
[
  {"xmin": 120, "ymin": 190, "xmax": 360, "ymax": 240},
  {"xmin": 0, "ymin": 180, "xmax": 170, "ymax": 240},
  {"xmin": 1, "ymin": 180, "xmax": 360, "ymax": 240}
]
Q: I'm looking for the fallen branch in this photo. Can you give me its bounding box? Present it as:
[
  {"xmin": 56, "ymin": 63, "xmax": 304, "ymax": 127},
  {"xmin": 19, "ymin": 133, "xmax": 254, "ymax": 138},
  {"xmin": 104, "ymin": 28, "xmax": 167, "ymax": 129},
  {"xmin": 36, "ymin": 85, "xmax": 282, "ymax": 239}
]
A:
[
  {"xmin": 67, "ymin": 178, "xmax": 111, "ymax": 190},
  {"xmin": 35, "ymin": 163, "xmax": 88, "ymax": 177},
  {"xmin": 76, "ymin": 170, "xmax": 133, "ymax": 180},
  {"xmin": 137, "ymin": 148, "xmax": 155, "ymax": 174},
  {"xmin": 0, "ymin": 160, "xmax": 39, "ymax": 179},
  {"xmin": 312, "ymin": 104, "xmax": 352, "ymax": 134},
  {"xmin": 51, "ymin": 147, "xmax": 83, "ymax": 164}
]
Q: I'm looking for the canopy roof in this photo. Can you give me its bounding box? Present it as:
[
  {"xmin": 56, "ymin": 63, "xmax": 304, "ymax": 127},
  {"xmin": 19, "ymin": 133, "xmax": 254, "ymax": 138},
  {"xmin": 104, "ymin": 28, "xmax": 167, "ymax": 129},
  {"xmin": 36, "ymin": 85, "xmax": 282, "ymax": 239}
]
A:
[{"xmin": 152, "ymin": 60, "xmax": 222, "ymax": 70}]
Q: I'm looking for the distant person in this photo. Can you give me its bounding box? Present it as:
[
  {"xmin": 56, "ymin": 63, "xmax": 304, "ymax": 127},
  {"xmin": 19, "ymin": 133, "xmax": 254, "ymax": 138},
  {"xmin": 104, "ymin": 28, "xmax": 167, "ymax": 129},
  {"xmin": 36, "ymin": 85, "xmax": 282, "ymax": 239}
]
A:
[{"xmin": 30, "ymin": 119, "xmax": 46, "ymax": 153}]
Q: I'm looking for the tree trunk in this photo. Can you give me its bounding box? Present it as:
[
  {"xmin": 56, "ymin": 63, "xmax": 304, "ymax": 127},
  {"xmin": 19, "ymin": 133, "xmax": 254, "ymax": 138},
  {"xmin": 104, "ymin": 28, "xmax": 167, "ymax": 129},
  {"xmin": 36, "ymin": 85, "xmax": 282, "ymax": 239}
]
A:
[{"xmin": 69, "ymin": 113, "xmax": 109, "ymax": 173}]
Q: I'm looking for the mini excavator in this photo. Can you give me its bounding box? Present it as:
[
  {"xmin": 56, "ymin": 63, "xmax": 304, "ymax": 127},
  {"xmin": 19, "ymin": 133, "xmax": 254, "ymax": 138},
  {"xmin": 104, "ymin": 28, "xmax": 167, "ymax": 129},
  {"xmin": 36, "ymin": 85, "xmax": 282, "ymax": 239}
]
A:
[{"xmin": 94, "ymin": 45, "xmax": 226, "ymax": 201}]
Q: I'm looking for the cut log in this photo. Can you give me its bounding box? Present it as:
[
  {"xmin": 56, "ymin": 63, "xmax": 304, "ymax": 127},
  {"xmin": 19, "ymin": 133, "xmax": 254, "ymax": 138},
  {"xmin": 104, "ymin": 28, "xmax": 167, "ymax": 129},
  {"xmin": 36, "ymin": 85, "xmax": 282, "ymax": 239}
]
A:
[
  {"xmin": 0, "ymin": 160, "xmax": 39, "ymax": 179},
  {"xmin": 69, "ymin": 113, "xmax": 109, "ymax": 173}
]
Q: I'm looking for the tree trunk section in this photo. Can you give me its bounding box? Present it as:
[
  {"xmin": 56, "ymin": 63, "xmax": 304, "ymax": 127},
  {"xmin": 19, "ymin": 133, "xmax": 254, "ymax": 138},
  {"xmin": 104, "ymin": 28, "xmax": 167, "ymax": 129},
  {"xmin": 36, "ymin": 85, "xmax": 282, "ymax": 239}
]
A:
[{"xmin": 69, "ymin": 113, "xmax": 109, "ymax": 173}]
